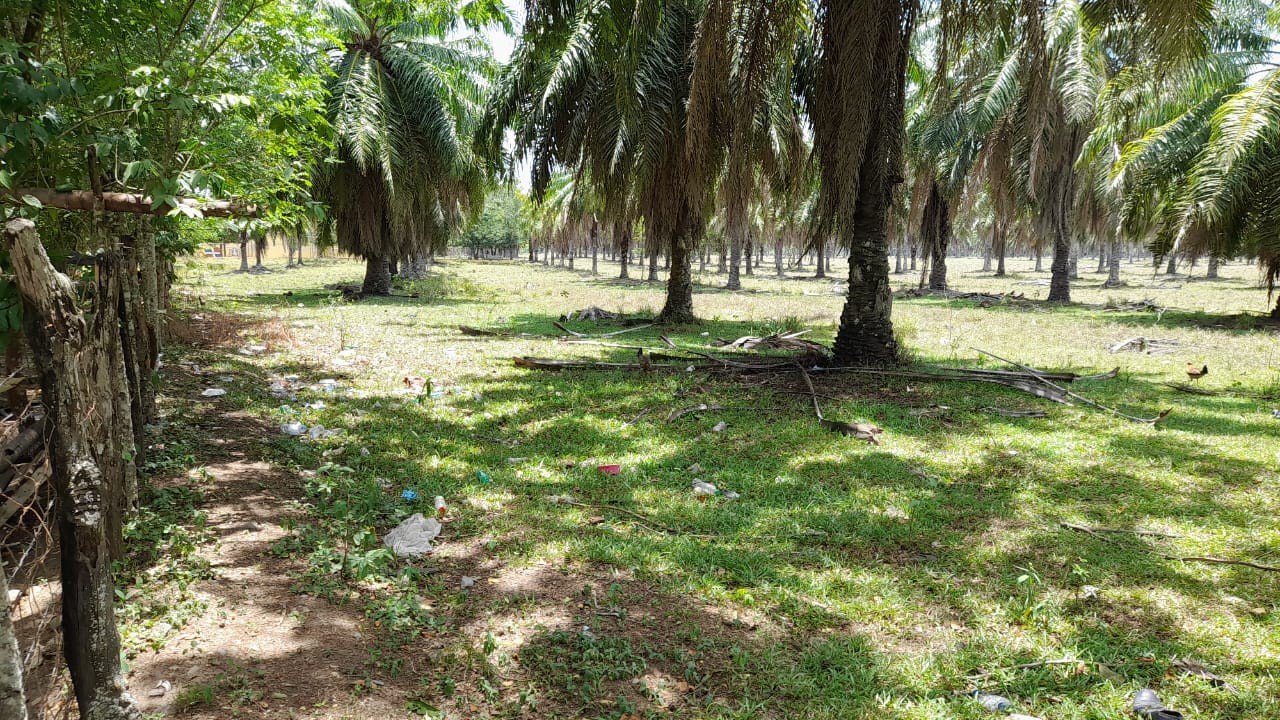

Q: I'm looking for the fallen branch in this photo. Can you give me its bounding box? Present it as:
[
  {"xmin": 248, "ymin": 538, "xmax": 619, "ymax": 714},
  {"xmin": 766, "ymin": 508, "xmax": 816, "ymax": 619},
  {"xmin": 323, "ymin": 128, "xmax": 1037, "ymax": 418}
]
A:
[
  {"xmin": 620, "ymin": 408, "xmax": 652, "ymax": 428},
  {"xmin": 980, "ymin": 407, "xmax": 1047, "ymax": 418},
  {"xmin": 551, "ymin": 320, "xmax": 654, "ymax": 338},
  {"xmin": 795, "ymin": 363, "xmax": 883, "ymax": 443},
  {"xmin": 458, "ymin": 325, "xmax": 509, "ymax": 337},
  {"xmin": 1163, "ymin": 382, "xmax": 1216, "ymax": 396},
  {"xmin": 1059, "ymin": 522, "xmax": 1181, "ymax": 539},
  {"xmin": 971, "ymin": 348, "xmax": 1170, "ymax": 424}
]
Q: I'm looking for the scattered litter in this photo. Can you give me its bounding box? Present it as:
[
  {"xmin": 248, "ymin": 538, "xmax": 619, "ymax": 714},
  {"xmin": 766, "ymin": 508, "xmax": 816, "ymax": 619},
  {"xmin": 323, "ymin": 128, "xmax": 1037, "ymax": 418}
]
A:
[
  {"xmin": 972, "ymin": 691, "xmax": 1013, "ymax": 712},
  {"xmin": 360, "ymin": 447, "xmax": 370, "ymax": 456},
  {"xmin": 317, "ymin": 378, "xmax": 338, "ymax": 393},
  {"xmin": 879, "ymin": 506, "xmax": 910, "ymax": 521},
  {"xmin": 403, "ymin": 376, "xmax": 428, "ymax": 393},
  {"xmin": 280, "ymin": 421, "xmax": 307, "ymax": 436},
  {"xmin": 597, "ymin": 464, "xmax": 621, "ymax": 475},
  {"xmin": 711, "ymin": 421, "xmax": 727, "ymax": 432},
  {"xmin": 686, "ymin": 462, "xmax": 703, "ymax": 474},
  {"xmin": 383, "ymin": 514, "xmax": 442, "ymax": 557},
  {"xmin": 269, "ymin": 382, "xmax": 288, "ymax": 394},
  {"xmin": 476, "ymin": 470, "xmax": 492, "ymax": 484},
  {"xmin": 1079, "ymin": 585, "xmax": 1099, "ymax": 600},
  {"xmin": 304, "ymin": 401, "xmax": 326, "ymax": 410},
  {"xmin": 434, "ymin": 496, "xmax": 447, "ymax": 515},
  {"xmin": 200, "ymin": 388, "xmax": 226, "ymax": 397},
  {"xmin": 1272, "ymin": 409, "xmax": 1279, "ymax": 419},
  {"xmin": 284, "ymin": 374, "xmax": 300, "ymax": 382},
  {"xmin": 147, "ymin": 680, "xmax": 172, "ymax": 698},
  {"xmin": 430, "ymin": 387, "xmax": 446, "ymax": 399},
  {"xmin": 506, "ymin": 457, "xmax": 527, "ymax": 464},
  {"xmin": 401, "ymin": 489, "xmax": 419, "ymax": 502},
  {"xmin": 239, "ymin": 343, "xmax": 267, "ymax": 355},
  {"xmin": 308, "ymin": 424, "xmax": 342, "ymax": 440},
  {"xmin": 546, "ymin": 494, "xmax": 575, "ymax": 504},
  {"xmin": 1132, "ymin": 688, "xmax": 1184, "ymax": 719},
  {"xmin": 460, "ymin": 576, "xmax": 476, "ymax": 589},
  {"xmin": 692, "ymin": 479, "xmax": 739, "ymax": 500},
  {"xmin": 579, "ymin": 625, "xmax": 596, "ymax": 640}
]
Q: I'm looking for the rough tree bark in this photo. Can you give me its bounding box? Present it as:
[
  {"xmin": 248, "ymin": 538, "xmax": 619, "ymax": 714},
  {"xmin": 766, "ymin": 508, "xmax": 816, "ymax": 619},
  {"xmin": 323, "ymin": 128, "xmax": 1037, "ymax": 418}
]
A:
[
  {"xmin": 237, "ymin": 230, "xmax": 249, "ymax": 272},
  {"xmin": 1207, "ymin": 254, "xmax": 1219, "ymax": 279},
  {"xmin": 0, "ymin": 557, "xmax": 26, "ymax": 720},
  {"xmin": 617, "ymin": 221, "xmax": 630, "ymax": 279},
  {"xmin": 1107, "ymin": 236, "xmax": 1122, "ymax": 287},
  {"xmin": 921, "ymin": 182, "xmax": 950, "ymax": 291},
  {"xmin": 656, "ymin": 230, "xmax": 696, "ymax": 324},
  {"xmin": 727, "ymin": 232, "xmax": 743, "ymax": 289},
  {"xmin": 814, "ymin": 235, "xmax": 827, "ymax": 279},
  {"xmin": 5, "ymin": 218, "xmax": 141, "ymax": 720},
  {"xmin": 824, "ymin": 0, "xmax": 914, "ymax": 365},
  {"xmin": 362, "ymin": 255, "xmax": 392, "ymax": 295}
]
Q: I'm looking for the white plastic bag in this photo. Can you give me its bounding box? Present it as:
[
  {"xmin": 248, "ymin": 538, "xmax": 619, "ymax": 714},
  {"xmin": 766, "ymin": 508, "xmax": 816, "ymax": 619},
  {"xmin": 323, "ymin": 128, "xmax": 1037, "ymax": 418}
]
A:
[{"xmin": 383, "ymin": 513, "xmax": 442, "ymax": 557}]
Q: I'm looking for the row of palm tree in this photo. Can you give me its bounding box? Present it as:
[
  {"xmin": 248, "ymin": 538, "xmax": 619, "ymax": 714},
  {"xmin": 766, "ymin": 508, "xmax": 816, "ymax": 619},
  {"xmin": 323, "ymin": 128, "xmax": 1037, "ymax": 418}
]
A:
[{"xmin": 314, "ymin": 0, "xmax": 1279, "ymax": 363}]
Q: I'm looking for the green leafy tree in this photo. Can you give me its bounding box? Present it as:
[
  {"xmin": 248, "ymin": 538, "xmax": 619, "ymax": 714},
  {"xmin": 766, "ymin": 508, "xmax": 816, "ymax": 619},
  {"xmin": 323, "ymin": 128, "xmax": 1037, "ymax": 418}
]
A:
[{"xmin": 312, "ymin": 0, "xmax": 509, "ymax": 295}]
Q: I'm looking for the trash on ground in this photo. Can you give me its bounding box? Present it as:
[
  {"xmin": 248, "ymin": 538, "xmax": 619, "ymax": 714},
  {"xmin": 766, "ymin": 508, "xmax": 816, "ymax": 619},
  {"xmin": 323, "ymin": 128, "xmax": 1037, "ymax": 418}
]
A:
[
  {"xmin": 200, "ymin": 388, "xmax": 226, "ymax": 397},
  {"xmin": 1079, "ymin": 585, "xmax": 1100, "ymax": 600},
  {"xmin": 147, "ymin": 680, "xmax": 172, "ymax": 698},
  {"xmin": 304, "ymin": 401, "xmax": 326, "ymax": 410},
  {"xmin": 239, "ymin": 343, "xmax": 267, "ymax": 355},
  {"xmin": 360, "ymin": 447, "xmax": 370, "ymax": 456},
  {"xmin": 692, "ymin": 479, "xmax": 739, "ymax": 500},
  {"xmin": 403, "ymin": 376, "xmax": 428, "ymax": 393},
  {"xmin": 434, "ymin": 496, "xmax": 447, "ymax": 515},
  {"xmin": 460, "ymin": 575, "xmax": 476, "ymax": 588},
  {"xmin": 401, "ymin": 489, "xmax": 419, "ymax": 501},
  {"xmin": 711, "ymin": 421, "xmax": 727, "ymax": 432},
  {"xmin": 546, "ymin": 494, "xmax": 575, "ymax": 504},
  {"xmin": 281, "ymin": 421, "xmax": 307, "ymax": 436},
  {"xmin": 597, "ymin": 464, "xmax": 621, "ymax": 475},
  {"xmin": 476, "ymin": 470, "xmax": 492, "ymax": 484},
  {"xmin": 972, "ymin": 691, "xmax": 1013, "ymax": 712},
  {"xmin": 1132, "ymin": 688, "xmax": 1184, "ymax": 719},
  {"xmin": 383, "ymin": 513, "xmax": 442, "ymax": 557},
  {"xmin": 1106, "ymin": 336, "xmax": 1180, "ymax": 354},
  {"xmin": 506, "ymin": 457, "xmax": 527, "ymax": 464},
  {"xmin": 1272, "ymin": 408, "xmax": 1279, "ymax": 419},
  {"xmin": 686, "ymin": 462, "xmax": 703, "ymax": 474},
  {"xmin": 308, "ymin": 424, "xmax": 342, "ymax": 440},
  {"xmin": 579, "ymin": 625, "xmax": 596, "ymax": 640},
  {"xmin": 317, "ymin": 378, "xmax": 338, "ymax": 393}
]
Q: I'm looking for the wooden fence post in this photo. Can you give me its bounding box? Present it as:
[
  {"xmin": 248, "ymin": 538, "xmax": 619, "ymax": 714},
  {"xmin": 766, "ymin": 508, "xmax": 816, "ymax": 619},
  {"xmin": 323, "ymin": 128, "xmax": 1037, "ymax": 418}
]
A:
[{"xmin": 3, "ymin": 218, "xmax": 140, "ymax": 720}]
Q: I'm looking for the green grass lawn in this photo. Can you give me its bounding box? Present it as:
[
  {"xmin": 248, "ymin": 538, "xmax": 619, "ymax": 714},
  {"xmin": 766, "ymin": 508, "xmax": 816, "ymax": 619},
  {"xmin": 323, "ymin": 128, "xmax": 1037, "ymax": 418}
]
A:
[{"xmin": 157, "ymin": 253, "xmax": 1279, "ymax": 719}]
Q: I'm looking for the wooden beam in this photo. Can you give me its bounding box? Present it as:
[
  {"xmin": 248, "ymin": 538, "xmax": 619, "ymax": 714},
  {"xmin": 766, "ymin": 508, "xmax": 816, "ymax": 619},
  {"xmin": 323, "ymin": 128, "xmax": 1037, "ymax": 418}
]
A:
[{"xmin": 4, "ymin": 188, "xmax": 256, "ymax": 218}]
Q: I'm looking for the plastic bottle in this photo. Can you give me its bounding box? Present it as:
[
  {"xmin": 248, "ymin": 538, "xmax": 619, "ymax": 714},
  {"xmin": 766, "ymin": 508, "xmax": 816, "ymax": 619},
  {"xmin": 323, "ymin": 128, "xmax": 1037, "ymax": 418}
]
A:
[
  {"xmin": 972, "ymin": 691, "xmax": 1013, "ymax": 712},
  {"xmin": 692, "ymin": 480, "xmax": 719, "ymax": 498},
  {"xmin": 476, "ymin": 470, "xmax": 492, "ymax": 484},
  {"xmin": 434, "ymin": 496, "xmax": 447, "ymax": 516}
]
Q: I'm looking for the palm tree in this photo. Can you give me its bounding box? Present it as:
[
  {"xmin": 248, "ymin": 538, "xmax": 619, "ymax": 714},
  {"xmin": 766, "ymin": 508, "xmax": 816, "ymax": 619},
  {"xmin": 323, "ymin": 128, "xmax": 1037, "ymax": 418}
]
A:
[
  {"xmin": 1097, "ymin": 2, "xmax": 1280, "ymax": 314},
  {"xmin": 811, "ymin": 0, "xmax": 918, "ymax": 365},
  {"xmin": 314, "ymin": 0, "xmax": 506, "ymax": 295},
  {"xmin": 483, "ymin": 0, "xmax": 705, "ymax": 323}
]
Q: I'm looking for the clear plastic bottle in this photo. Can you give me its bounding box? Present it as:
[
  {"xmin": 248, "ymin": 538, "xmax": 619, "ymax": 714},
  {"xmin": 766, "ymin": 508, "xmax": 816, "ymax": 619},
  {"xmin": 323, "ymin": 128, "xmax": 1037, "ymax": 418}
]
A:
[
  {"xmin": 434, "ymin": 496, "xmax": 447, "ymax": 516},
  {"xmin": 972, "ymin": 691, "xmax": 1013, "ymax": 712}
]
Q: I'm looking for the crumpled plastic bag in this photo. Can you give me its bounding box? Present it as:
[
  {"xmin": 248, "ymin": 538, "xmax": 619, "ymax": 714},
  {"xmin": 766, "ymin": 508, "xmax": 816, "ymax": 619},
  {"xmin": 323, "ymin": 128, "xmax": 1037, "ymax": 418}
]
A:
[{"xmin": 383, "ymin": 513, "xmax": 442, "ymax": 557}]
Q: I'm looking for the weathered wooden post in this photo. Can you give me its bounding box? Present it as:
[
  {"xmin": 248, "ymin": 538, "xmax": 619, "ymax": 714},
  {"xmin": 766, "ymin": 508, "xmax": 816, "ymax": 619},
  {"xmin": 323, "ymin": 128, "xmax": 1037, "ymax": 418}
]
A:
[{"xmin": 4, "ymin": 218, "xmax": 140, "ymax": 720}]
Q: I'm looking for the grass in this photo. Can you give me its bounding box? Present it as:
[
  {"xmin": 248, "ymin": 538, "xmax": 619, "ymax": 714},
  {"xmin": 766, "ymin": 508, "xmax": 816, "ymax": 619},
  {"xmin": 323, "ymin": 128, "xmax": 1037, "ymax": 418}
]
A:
[{"xmin": 163, "ymin": 253, "xmax": 1280, "ymax": 719}]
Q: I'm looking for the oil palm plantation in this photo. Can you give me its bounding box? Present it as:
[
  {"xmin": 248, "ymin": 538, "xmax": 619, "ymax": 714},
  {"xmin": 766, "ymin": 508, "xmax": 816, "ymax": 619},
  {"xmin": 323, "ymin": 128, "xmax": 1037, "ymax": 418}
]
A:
[
  {"xmin": 483, "ymin": 0, "xmax": 704, "ymax": 323},
  {"xmin": 314, "ymin": 0, "xmax": 507, "ymax": 295}
]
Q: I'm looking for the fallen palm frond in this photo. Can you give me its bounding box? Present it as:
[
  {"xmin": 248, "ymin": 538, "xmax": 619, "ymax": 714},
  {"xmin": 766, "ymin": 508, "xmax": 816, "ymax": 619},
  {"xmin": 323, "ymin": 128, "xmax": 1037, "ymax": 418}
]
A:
[
  {"xmin": 551, "ymin": 320, "xmax": 654, "ymax": 338},
  {"xmin": 560, "ymin": 306, "xmax": 619, "ymax": 321},
  {"xmin": 971, "ymin": 348, "xmax": 1170, "ymax": 425},
  {"xmin": 897, "ymin": 288, "xmax": 1026, "ymax": 304},
  {"xmin": 1107, "ymin": 336, "xmax": 1180, "ymax": 354},
  {"xmin": 667, "ymin": 403, "xmax": 725, "ymax": 422},
  {"xmin": 1102, "ymin": 298, "xmax": 1164, "ymax": 312},
  {"xmin": 712, "ymin": 331, "xmax": 827, "ymax": 354},
  {"xmin": 980, "ymin": 407, "xmax": 1048, "ymax": 418},
  {"xmin": 795, "ymin": 362, "xmax": 883, "ymax": 444},
  {"xmin": 458, "ymin": 325, "xmax": 510, "ymax": 337}
]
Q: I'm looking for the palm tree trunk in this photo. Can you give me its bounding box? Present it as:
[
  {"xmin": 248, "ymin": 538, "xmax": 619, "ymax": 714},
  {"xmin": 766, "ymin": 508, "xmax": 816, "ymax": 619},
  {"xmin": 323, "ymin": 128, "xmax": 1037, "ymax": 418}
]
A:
[
  {"xmin": 1048, "ymin": 227, "xmax": 1072, "ymax": 302},
  {"xmin": 657, "ymin": 231, "xmax": 695, "ymax": 324},
  {"xmin": 647, "ymin": 241, "xmax": 659, "ymax": 281},
  {"xmin": 1206, "ymin": 254, "xmax": 1219, "ymax": 279},
  {"xmin": 238, "ymin": 231, "xmax": 249, "ymax": 272},
  {"xmin": 1095, "ymin": 246, "xmax": 1106, "ymax": 273},
  {"xmin": 814, "ymin": 235, "xmax": 827, "ymax": 278},
  {"xmin": 254, "ymin": 237, "xmax": 265, "ymax": 269},
  {"xmin": 1165, "ymin": 252, "xmax": 1177, "ymax": 275},
  {"xmin": 1107, "ymin": 236, "xmax": 1121, "ymax": 287},
  {"xmin": 362, "ymin": 255, "xmax": 392, "ymax": 295},
  {"xmin": 995, "ymin": 225, "xmax": 1006, "ymax": 276},
  {"xmin": 727, "ymin": 231, "xmax": 742, "ymax": 289},
  {"xmin": 775, "ymin": 237, "xmax": 784, "ymax": 277},
  {"xmin": 745, "ymin": 235, "xmax": 753, "ymax": 276},
  {"xmin": 617, "ymin": 222, "xmax": 630, "ymax": 279},
  {"xmin": 922, "ymin": 182, "xmax": 949, "ymax": 291}
]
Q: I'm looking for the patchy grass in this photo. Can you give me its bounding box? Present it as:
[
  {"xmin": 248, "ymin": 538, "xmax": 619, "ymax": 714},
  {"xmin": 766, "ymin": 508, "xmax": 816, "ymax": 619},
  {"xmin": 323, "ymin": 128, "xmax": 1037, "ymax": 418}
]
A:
[{"xmin": 153, "ymin": 253, "xmax": 1280, "ymax": 719}]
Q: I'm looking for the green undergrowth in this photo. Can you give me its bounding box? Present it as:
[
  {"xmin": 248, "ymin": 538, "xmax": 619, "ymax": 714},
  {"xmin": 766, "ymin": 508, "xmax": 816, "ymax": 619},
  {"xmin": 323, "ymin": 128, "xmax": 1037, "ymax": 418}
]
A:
[{"xmin": 163, "ymin": 255, "xmax": 1280, "ymax": 719}]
